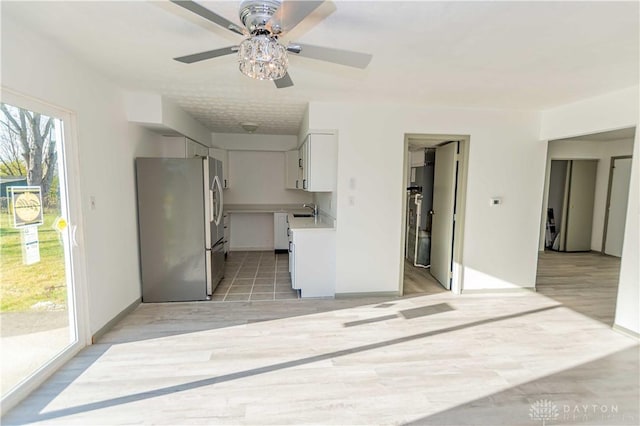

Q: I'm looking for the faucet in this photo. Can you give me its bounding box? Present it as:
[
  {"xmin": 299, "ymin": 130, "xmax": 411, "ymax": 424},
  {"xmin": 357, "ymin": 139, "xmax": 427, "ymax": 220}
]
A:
[{"xmin": 303, "ymin": 203, "xmax": 318, "ymax": 217}]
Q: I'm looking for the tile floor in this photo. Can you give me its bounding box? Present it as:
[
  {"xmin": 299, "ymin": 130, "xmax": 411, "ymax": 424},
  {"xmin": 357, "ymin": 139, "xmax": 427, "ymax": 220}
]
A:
[{"xmin": 211, "ymin": 251, "xmax": 299, "ymax": 302}]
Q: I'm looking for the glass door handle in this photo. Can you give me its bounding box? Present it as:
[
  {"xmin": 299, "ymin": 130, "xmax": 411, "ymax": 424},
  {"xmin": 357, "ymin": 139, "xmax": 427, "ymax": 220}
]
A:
[{"xmin": 71, "ymin": 224, "xmax": 79, "ymax": 247}]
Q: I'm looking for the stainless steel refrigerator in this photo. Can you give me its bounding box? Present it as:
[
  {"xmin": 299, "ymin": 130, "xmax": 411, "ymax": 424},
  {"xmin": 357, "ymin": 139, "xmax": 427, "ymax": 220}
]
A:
[{"xmin": 135, "ymin": 157, "xmax": 225, "ymax": 302}]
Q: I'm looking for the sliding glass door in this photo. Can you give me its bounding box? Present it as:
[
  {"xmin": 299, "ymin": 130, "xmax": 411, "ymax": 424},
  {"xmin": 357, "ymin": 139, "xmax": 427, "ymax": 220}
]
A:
[{"xmin": 0, "ymin": 92, "xmax": 87, "ymax": 409}]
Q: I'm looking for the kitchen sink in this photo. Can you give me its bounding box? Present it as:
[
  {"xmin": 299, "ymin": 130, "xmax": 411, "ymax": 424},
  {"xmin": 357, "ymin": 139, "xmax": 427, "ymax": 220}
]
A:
[{"xmin": 293, "ymin": 213, "xmax": 314, "ymax": 218}]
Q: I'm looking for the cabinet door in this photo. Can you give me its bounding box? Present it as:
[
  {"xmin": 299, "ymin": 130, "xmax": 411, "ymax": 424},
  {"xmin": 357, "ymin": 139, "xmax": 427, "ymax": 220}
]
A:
[
  {"xmin": 289, "ymin": 241, "xmax": 297, "ymax": 289},
  {"xmin": 299, "ymin": 140, "xmax": 308, "ymax": 190},
  {"xmin": 291, "ymin": 230, "xmax": 335, "ymax": 297},
  {"xmin": 210, "ymin": 148, "xmax": 230, "ymax": 189},
  {"xmin": 285, "ymin": 150, "xmax": 300, "ymax": 189},
  {"xmin": 304, "ymin": 133, "xmax": 337, "ymax": 192},
  {"xmin": 273, "ymin": 213, "xmax": 289, "ymax": 250}
]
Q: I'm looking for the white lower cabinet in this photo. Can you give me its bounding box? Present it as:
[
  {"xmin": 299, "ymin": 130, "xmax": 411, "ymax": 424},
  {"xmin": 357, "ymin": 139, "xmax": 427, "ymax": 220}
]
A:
[
  {"xmin": 274, "ymin": 212, "xmax": 289, "ymax": 251},
  {"xmin": 289, "ymin": 229, "xmax": 335, "ymax": 298}
]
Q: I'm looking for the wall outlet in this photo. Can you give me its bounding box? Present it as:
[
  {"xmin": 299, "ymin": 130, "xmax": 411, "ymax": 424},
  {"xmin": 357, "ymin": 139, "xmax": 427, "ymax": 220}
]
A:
[{"xmin": 489, "ymin": 197, "xmax": 502, "ymax": 206}]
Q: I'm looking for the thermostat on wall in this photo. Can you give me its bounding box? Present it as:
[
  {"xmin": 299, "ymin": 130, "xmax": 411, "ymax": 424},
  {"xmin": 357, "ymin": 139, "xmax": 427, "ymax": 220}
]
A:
[{"xmin": 490, "ymin": 197, "xmax": 502, "ymax": 206}]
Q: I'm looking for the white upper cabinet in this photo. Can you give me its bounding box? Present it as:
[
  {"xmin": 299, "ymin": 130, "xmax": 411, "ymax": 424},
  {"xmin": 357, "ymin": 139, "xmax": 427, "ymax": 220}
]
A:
[
  {"xmin": 210, "ymin": 148, "xmax": 230, "ymax": 189},
  {"xmin": 285, "ymin": 150, "xmax": 301, "ymax": 190},
  {"xmin": 299, "ymin": 132, "xmax": 337, "ymax": 192}
]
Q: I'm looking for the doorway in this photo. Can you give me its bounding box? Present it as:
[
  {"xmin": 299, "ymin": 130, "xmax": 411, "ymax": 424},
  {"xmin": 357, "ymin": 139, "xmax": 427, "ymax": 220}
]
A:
[
  {"xmin": 537, "ymin": 127, "xmax": 635, "ymax": 326},
  {"xmin": 0, "ymin": 91, "xmax": 88, "ymax": 411},
  {"xmin": 401, "ymin": 134, "xmax": 468, "ymax": 295},
  {"xmin": 545, "ymin": 159, "xmax": 598, "ymax": 252}
]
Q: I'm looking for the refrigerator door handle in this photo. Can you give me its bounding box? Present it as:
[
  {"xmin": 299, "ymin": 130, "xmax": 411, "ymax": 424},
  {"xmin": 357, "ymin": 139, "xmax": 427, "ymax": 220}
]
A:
[
  {"xmin": 213, "ymin": 175, "xmax": 223, "ymax": 226},
  {"xmin": 209, "ymin": 188, "xmax": 215, "ymax": 223}
]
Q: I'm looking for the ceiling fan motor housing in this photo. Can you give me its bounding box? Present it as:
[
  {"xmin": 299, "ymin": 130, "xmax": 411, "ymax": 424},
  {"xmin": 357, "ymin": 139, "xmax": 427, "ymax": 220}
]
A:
[{"xmin": 239, "ymin": 0, "xmax": 282, "ymax": 34}]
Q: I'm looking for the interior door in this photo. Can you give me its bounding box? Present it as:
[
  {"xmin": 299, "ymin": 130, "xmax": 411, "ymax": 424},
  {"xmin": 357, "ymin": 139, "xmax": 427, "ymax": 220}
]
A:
[
  {"xmin": 604, "ymin": 157, "xmax": 632, "ymax": 257},
  {"xmin": 564, "ymin": 160, "xmax": 597, "ymax": 252},
  {"xmin": 430, "ymin": 142, "xmax": 458, "ymax": 289}
]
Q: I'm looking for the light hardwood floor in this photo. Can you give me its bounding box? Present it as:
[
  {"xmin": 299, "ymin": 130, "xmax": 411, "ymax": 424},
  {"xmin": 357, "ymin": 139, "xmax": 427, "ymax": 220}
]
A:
[
  {"xmin": 3, "ymin": 252, "xmax": 638, "ymax": 425},
  {"xmin": 536, "ymin": 250, "xmax": 621, "ymax": 326}
]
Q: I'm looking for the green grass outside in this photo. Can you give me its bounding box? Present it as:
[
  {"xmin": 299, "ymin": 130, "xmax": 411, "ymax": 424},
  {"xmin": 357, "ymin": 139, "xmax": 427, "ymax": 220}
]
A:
[{"xmin": 0, "ymin": 211, "xmax": 67, "ymax": 312}]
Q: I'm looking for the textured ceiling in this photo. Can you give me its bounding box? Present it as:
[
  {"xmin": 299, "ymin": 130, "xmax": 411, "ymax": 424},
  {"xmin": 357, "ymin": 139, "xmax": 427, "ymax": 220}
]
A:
[{"xmin": 2, "ymin": 1, "xmax": 638, "ymax": 136}]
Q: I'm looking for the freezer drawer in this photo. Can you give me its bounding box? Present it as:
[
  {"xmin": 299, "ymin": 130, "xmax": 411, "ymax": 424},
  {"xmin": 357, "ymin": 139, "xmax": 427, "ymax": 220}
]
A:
[{"xmin": 210, "ymin": 241, "xmax": 225, "ymax": 294}]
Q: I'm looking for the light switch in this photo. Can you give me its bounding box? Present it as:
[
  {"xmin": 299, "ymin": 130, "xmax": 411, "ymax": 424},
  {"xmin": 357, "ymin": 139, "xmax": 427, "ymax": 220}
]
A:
[{"xmin": 349, "ymin": 177, "xmax": 356, "ymax": 190}]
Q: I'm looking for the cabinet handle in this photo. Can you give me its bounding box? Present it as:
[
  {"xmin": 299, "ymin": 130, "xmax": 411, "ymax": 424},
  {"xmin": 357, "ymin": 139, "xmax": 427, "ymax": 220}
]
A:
[
  {"xmin": 298, "ymin": 158, "xmax": 302, "ymax": 168},
  {"xmin": 224, "ymin": 179, "xmax": 227, "ymax": 188},
  {"xmin": 288, "ymin": 241, "xmax": 292, "ymax": 253},
  {"xmin": 295, "ymin": 180, "xmax": 298, "ymax": 189},
  {"xmin": 287, "ymin": 228, "xmax": 290, "ymax": 236},
  {"xmin": 303, "ymin": 179, "xmax": 307, "ymax": 190}
]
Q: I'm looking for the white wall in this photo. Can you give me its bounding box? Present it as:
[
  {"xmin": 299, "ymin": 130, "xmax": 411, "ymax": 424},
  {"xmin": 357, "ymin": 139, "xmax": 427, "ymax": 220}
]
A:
[
  {"xmin": 224, "ymin": 151, "xmax": 312, "ymax": 205},
  {"xmin": 124, "ymin": 92, "xmax": 212, "ymax": 146},
  {"xmin": 307, "ymin": 102, "xmax": 545, "ymax": 294},
  {"xmin": 228, "ymin": 213, "xmax": 274, "ymax": 251},
  {"xmin": 540, "ymin": 87, "xmax": 639, "ymax": 335},
  {"xmin": 0, "ymin": 17, "xmax": 197, "ymax": 336},
  {"xmin": 314, "ymin": 192, "xmax": 336, "ymax": 218},
  {"xmin": 540, "ymin": 138, "xmax": 634, "ymax": 251}
]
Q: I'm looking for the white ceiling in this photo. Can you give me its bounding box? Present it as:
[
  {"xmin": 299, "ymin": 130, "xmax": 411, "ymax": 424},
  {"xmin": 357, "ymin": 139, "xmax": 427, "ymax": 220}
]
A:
[{"xmin": 2, "ymin": 1, "xmax": 638, "ymax": 135}]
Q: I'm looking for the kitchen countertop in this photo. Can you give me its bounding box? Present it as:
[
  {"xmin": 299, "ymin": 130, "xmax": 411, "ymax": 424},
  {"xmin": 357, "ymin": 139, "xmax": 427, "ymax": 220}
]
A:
[
  {"xmin": 287, "ymin": 214, "xmax": 335, "ymax": 230},
  {"xmin": 223, "ymin": 203, "xmax": 335, "ymax": 230},
  {"xmin": 224, "ymin": 204, "xmax": 308, "ymax": 214}
]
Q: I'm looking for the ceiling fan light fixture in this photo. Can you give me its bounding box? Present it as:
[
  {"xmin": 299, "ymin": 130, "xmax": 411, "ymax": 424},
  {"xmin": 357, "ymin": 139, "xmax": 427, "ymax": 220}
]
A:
[{"xmin": 238, "ymin": 34, "xmax": 288, "ymax": 81}]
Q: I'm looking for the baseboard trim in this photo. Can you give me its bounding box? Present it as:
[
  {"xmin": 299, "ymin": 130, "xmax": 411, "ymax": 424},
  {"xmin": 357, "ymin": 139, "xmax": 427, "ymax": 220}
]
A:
[
  {"xmin": 335, "ymin": 291, "xmax": 400, "ymax": 298},
  {"xmin": 612, "ymin": 324, "xmax": 640, "ymax": 340},
  {"xmin": 461, "ymin": 287, "xmax": 537, "ymax": 294},
  {"xmin": 91, "ymin": 298, "xmax": 141, "ymax": 344}
]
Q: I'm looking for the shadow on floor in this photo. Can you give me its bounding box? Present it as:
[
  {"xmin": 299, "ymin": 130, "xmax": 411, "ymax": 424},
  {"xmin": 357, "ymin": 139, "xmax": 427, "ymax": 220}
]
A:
[
  {"xmin": 2, "ymin": 305, "xmax": 562, "ymax": 424},
  {"xmin": 404, "ymin": 346, "xmax": 639, "ymax": 425}
]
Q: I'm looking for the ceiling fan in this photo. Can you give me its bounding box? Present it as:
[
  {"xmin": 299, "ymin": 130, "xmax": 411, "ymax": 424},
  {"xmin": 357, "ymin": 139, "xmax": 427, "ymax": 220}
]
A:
[{"xmin": 171, "ymin": 0, "xmax": 373, "ymax": 88}]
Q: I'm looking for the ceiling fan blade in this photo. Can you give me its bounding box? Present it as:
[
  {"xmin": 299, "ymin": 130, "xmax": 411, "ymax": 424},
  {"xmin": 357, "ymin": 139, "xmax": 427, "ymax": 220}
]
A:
[
  {"xmin": 174, "ymin": 46, "xmax": 238, "ymax": 64},
  {"xmin": 287, "ymin": 43, "xmax": 372, "ymax": 69},
  {"xmin": 274, "ymin": 72, "xmax": 294, "ymax": 88},
  {"xmin": 270, "ymin": 1, "xmax": 325, "ymax": 33},
  {"xmin": 171, "ymin": 0, "xmax": 244, "ymax": 35}
]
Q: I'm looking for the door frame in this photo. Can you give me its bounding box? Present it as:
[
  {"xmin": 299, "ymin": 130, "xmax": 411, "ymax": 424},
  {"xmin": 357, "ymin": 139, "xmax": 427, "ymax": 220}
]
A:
[
  {"xmin": 539, "ymin": 155, "xmax": 600, "ymax": 252},
  {"xmin": 601, "ymin": 155, "xmax": 633, "ymax": 254},
  {"xmin": 399, "ymin": 134, "xmax": 469, "ymax": 295},
  {"xmin": 0, "ymin": 87, "xmax": 90, "ymax": 413}
]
